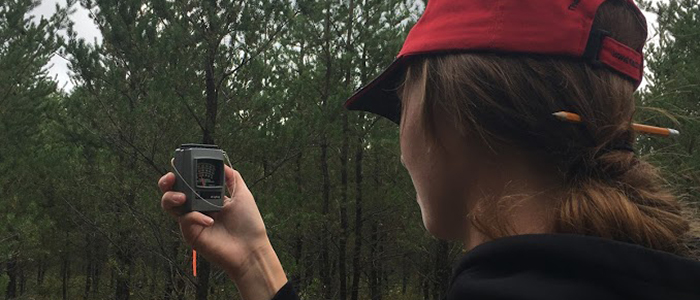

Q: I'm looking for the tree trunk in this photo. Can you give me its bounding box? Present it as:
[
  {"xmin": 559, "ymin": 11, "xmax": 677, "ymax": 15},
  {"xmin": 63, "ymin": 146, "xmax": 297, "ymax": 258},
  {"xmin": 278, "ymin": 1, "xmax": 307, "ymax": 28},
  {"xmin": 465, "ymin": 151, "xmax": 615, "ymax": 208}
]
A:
[
  {"xmin": 402, "ymin": 254, "xmax": 408, "ymax": 294},
  {"xmin": 292, "ymin": 39, "xmax": 308, "ymax": 293},
  {"xmin": 149, "ymin": 252, "xmax": 157, "ymax": 296},
  {"xmin": 18, "ymin": 260, "xmax": 25, "ymax": 295},
  {"xmin": 369, "ymin": 221, "xmax": 380, "ymax": 300},
  {"xmin": 196, "ymin": 254, "xmax": 212, "ymax": 300},
  {"xmin": 195, "ymin": 21, "xmax": 220, "ymax": 300},
  {"xmin": 115, "ymin": 247, "xmax": 132, "ymax": 300},
  {"xmin": 164, "ymin": 239, "xmax": 179, "ymax": 300},
  {"xmin": 379, "ymin": 229, "xmax": 387, "ymax": 298},
  {"xmin": 292, "ymin": 153, "xmax": 304, "ymax": 290},
  {"xmin": 112, "ymin": 139, "xmax": 137, "ymax": 300},
  {"xmin": 115, "ymin": 193, "xmax": 136, "ymax": 300},
  {"xmin": 369, "ymin": 149, "xmax": 384, "ymax": 300},
  {"xmin": 6, "ymin": 255, "xmax": 17, "ymax": 299},
  {"xmin": 93, "ymin": 255, "xmax": 101, "ymax": 296},
  {"xmin": 84, "ymin": 259, "xmax": 92, "ymax": 299},
  {"xmin": 37, "ymin": 255, "xmax": 46, "ymax": 287},
  {"xmin": 62, "ymin": 253, "xmax": 70, "ymax": 300},
  {"xmin": 84, "ymin": 233, "xmax": 93, "ymax": 299},
  {"xmin": 422, "ymin": 265, "xmax": 430, "ymax": 300},
  {"xmin": 432, "ymin": 241, "xmax": 450, "ymax": 300},
  {"xmin": 339, "ymin": 112, "xmax": 349, "ymax": 300},
  {"xmin": 350, "ymin": 133, "xmax": 363, "ymax": 300},
  {"xmin": 319, "ymin": 2, "xmax": 333, "ymax": 299},
  {"xmin": 110, "ymin": 264, "xmax": 115, "ymax": 293},
  {"xmin": 320, "ymin": 136, "xmax": 332, "ymax": 299},
  {"xmin": 338, "ymin": 1, "xmax": 355, "ymax": 299},
  {"xmin": 176, "ymin": 264, "xmax": 186, "ymax": 300},
  {"xmin": 202, "ymin": 44, "xmax": 218, "ymax": 146}
]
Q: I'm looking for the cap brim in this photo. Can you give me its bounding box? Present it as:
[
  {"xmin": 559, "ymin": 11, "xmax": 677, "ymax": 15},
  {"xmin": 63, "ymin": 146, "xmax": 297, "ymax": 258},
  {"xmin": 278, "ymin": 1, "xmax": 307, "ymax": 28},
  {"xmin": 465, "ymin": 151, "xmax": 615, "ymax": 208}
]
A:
[{"xmin": 343, "ymin": 58, "xmax": 406, "ymax": 124}]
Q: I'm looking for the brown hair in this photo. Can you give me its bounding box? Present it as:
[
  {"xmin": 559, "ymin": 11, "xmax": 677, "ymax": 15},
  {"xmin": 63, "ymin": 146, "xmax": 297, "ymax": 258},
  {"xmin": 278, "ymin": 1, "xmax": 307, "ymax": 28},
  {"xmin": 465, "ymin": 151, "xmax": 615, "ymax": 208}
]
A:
[{"xmin": 400, "ymin": 0, "xmax": 695, "ymax": 255}]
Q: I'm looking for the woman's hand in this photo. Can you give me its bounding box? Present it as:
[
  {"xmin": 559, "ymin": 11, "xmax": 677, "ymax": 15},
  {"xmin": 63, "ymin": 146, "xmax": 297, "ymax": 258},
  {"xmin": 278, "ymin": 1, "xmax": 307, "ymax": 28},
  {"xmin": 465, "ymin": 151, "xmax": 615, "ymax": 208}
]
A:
[{"xmin": 159, "ymin": 165, "xmax": 287, "ymax": 300}]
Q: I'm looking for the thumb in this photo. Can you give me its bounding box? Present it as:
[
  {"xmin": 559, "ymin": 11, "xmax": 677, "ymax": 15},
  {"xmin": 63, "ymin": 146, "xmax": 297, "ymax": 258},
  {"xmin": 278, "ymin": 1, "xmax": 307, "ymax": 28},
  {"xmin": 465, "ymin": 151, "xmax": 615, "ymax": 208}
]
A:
[
  {"xmin": 179, "ymin": 211, "xmax": 215, "ymax": 246},
  {"xmin": 224, "ymin": 165, "xmax": 249, "ymax": 197}
]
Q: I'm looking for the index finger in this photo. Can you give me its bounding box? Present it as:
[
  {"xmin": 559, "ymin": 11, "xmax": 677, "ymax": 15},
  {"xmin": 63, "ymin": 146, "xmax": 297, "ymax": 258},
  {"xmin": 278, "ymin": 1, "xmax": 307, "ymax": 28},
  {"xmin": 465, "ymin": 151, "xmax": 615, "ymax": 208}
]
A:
[{"xmin": 158, "ymin": 172, "xmax": 176, "ymax": 193}]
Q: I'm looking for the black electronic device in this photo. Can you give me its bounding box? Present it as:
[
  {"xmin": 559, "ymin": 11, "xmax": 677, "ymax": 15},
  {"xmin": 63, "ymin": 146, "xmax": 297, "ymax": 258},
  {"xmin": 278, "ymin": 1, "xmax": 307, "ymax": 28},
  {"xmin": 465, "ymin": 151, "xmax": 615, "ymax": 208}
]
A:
[{"xmin": 172, "ymin": 144, "xmax": 226, "ymax": 212}]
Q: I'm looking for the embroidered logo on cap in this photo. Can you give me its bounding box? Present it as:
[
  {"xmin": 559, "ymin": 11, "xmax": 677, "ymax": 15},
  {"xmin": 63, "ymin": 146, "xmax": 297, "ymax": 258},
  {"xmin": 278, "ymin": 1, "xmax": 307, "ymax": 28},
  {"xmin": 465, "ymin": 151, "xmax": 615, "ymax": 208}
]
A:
[{"xmin": 612, "ymin": 52, "xmax": 642, "ymax": 70}]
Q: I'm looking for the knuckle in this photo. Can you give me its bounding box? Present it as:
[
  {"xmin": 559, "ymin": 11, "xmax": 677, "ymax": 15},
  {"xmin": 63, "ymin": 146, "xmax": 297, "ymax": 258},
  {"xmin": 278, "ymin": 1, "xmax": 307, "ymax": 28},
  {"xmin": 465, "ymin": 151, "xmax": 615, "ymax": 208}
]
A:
[
  {"xmin": 162, "ymin": 192, "xmax": 178, "ymax": 207},
  {"xmin": 158, "ymin": 173, "xmax": 175, "ymax": 190}
]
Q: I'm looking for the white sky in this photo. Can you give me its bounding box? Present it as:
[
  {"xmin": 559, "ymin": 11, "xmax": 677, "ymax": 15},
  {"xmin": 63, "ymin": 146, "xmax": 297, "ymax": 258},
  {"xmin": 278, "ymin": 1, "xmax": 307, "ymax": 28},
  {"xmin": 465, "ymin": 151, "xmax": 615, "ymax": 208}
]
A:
[
  {"xmin": 32, "ymin": 0, "xmax": 100, "ymax": 91},
  {"xmin": 31, "ymin": 0, "xmax": 666, "ymax": 91}
]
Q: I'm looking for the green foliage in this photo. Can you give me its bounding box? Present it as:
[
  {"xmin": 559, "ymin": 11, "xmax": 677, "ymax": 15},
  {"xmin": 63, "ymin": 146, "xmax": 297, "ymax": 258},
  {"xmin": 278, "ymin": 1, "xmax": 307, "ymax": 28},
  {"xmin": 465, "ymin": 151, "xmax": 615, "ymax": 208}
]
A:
[
  {"xmin": 0, "ymin": 1, "xmax": 71, "ymax": 298},
  {"xmin": 638, "ymin": 0, "xmax": 700, "ymax": 203}
]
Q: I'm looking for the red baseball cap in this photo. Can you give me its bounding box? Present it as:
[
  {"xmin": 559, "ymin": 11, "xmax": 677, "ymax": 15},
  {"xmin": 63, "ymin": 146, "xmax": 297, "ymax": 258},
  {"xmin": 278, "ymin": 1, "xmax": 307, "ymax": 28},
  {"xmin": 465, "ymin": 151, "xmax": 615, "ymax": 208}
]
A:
[{"xmin": 344, "ymin": 0, "xmax": 647, "ymax": 124}]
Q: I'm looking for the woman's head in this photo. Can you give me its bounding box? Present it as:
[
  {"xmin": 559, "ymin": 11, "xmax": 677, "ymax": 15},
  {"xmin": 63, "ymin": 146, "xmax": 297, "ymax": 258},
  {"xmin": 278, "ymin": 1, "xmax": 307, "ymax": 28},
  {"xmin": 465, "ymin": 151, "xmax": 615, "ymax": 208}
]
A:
[{"xmin": 398, "ymin": 0, "xmax": 691, "ymax": 254}]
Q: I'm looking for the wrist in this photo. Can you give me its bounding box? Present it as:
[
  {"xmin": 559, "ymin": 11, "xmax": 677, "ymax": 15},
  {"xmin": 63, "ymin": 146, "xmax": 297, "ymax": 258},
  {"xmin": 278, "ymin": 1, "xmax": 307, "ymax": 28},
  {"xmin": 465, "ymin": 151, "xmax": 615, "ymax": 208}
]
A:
[{"xmin": 228, "ymin": 241, "xmax": 288, "ymax": 300}]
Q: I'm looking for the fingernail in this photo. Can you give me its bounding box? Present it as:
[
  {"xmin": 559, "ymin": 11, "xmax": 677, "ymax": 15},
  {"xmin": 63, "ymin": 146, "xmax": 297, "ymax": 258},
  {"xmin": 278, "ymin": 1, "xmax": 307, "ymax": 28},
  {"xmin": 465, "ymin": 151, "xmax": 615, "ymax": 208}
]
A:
[{"xmin": 203, "ymin": 217, "xmax": 214, "ymax": 226}]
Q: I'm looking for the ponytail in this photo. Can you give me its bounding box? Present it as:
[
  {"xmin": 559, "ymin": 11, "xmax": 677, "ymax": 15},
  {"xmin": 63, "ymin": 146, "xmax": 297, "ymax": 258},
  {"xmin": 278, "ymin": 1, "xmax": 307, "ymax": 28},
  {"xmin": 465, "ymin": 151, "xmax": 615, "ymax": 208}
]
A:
[{"xmin": 559, "ymin": 149, "xmax": 690, "ymax": 255}]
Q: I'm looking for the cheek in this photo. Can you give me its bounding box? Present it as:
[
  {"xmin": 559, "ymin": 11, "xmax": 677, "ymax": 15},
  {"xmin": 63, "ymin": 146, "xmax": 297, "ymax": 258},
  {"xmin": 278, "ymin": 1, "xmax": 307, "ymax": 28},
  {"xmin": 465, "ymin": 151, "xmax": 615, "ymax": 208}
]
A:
[
  {"xmin": 401, "ymin": 139, "xmax": 473, "ymax": 240},
  {"xmin": 400, "ymin": 122, "xmax": 433, "ymax": 206},
  {"xmin": 420, "ymin": 161, "xmax": 471, "ymax": 238},
  {"xmin": 399, "ymin": 99, "xmax": 476, "ymax": 240}
]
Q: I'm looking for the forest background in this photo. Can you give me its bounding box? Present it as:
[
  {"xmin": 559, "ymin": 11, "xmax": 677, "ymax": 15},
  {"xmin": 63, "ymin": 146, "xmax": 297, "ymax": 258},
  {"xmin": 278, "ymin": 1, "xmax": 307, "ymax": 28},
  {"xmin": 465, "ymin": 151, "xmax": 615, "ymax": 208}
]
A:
[{"xmin": 2, "ymin": 0, "xmax": 699, "ymax": 299}]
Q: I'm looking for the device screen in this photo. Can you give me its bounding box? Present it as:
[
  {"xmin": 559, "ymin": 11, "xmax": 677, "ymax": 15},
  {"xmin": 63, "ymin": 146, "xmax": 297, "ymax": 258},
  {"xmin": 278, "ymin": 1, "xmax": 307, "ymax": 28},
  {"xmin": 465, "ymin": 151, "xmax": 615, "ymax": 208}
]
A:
[{"xmin": 195, "ymin": 159, "xmax": 223, "ymax": 187}]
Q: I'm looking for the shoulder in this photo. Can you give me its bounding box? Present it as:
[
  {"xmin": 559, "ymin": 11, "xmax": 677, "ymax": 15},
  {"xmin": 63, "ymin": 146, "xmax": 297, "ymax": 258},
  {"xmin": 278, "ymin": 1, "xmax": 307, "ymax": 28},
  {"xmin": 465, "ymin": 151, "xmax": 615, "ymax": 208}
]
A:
[{"xmin": 447, "ymin": 234, "xmax": 700, "ymax": 300}]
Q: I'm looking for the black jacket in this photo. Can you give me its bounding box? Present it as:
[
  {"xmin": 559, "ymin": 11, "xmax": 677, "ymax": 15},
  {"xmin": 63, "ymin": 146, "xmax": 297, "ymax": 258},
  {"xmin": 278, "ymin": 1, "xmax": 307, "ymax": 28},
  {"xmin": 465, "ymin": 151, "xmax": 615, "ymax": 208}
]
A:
[{"xmin": 272, "ymin": 234, "xmax": 700, "ymax": 300}]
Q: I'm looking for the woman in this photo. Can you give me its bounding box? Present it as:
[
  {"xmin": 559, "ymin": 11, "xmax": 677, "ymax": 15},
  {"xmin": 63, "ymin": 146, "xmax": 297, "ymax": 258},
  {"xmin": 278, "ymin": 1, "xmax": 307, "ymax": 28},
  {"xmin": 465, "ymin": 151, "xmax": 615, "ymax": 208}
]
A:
[{"xmin": 159, "ymin": 0, "xmax": 700, "ymax": 299}]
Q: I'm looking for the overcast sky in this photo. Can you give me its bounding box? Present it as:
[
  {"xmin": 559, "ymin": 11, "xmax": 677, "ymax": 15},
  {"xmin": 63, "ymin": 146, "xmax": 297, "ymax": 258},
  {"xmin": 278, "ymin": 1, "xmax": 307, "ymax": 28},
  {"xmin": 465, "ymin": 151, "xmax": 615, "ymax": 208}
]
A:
[{"xmin": 31, "ymin": 0, "xmax": 666, "ymax": 91}]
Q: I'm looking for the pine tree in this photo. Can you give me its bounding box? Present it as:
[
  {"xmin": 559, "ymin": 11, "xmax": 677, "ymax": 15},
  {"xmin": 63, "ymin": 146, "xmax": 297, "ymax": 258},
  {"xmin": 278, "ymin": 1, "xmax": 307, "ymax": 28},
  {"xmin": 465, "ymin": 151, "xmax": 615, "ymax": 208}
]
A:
[
  {"xmin": 639, "ymin": 0, "xmax": 700, "ymax": 206},
  {"xmin": 0, "ymin": 1, "xmax": 69, "ymax": 298}
]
